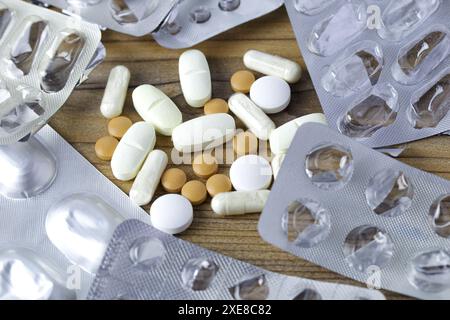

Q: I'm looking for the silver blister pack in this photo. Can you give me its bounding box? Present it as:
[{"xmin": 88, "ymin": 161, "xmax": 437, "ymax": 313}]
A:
[
  {"xmin": 87, "ymin": 219, "xmax": 385, "ymax": 300},
  {"xmin": 285, "ymin": 0, "xmax": 450, "ymax": 148},
  {"xmin": 40, "ymin": 0, "xmax": 177, "ymax": 37},
  {"xmin": 0, "ymin": 0, "xmax": 101, "ymax": 145},
  {"xmin": 0, "ymin": 125, "xmax": 151, "ymax": 299},
  {"xmin": 259, "ymin": 122, "xmax": 450, "ymax": 299},
  {"xmin": 152, "ymin": 0, "xmax": 284, "ymax": 49}
]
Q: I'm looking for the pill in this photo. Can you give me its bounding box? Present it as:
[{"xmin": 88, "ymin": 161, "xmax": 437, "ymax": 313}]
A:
[
  {"xmin": 211, "ymin": 190, "xmax": 270, "ymax": 216},
  {"xmin": 132, "ymin": 84, "xmax": 182, "ymax": 136},
  {"xmin": 269, "ymin": 113, "xmax": 327, "ymax": 155},
  {"xmin": 150, "ymin": 194, "xmax": 193, "ymax": 234},
  {"xmin": 204, "ymin": 98, "xmax": 229, "ymax": 115},
  {"xmin": 161, "ymin": 168, "xmax": 187, "ymax": 193},
  {"xmin": 250, "ymin": 76, "xmax": 291, "ymax": 114},
  {"xmin": 100, "ymin": 65, "xmax": 130, "ymax": 119},
  {"xmin": 230, "ymin": 155, "xmax": 272, "ymax": 191},
  {"xmin": 206, "ymin": 174, "xmax": 232, "ymax": 197},
  {"xmin": 228, "ymin": 93, "xmax": 275, "ymax": 141},
  {"xmin": 181, "ymin": 180, "xmax": 208, "ymax": 205},
  {"xmin": 172, "ymin": 113, "xmax": 236, "ymax": 153},
  {"xmin": 271, "ymin": 153, "xmax": 286, "ymax": 180},
  {"xmin": 243, "ymin": 50, "xmax": 302, "ymax": 84},
  {"xmin": 230, "ymin": 70, "xmax": 256, "ymax": 93},
  {"xmin": 233, "ymin": 131, "xmax": 258, "ymax": 157},
  {"xmin": 192, "ymin": 153, "xmax": 218, "ymax": 179},
  {"xmin": 111, "ymin": 122, "xmax": 156, "ymax": 181},
  {"xmin": 95, "ymin": 136, "xmax": 119, "ymax": 161},
  {"xmin": 108, "ymin": 116, "xmax": 132, "ymax": 139},
  {"xmin": 129, "ymin": 150, "xmax": 168, "ymax": 206},
  {"xmin": 179, "ymin": 49, "xmax": 212, "ymax": 108}
]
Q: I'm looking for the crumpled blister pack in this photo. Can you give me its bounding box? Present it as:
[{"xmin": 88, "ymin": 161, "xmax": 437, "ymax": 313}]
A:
[
  {"xmin": 259, "ymin": 122, "xmax": 450, "ymax": 300},
  {"xmin": 0, "ymin": 0, "xmax": 101, "ymax": 145},
  {"xmin": 38, "ymin": 0, "xmax": 284, "ymax": 48},
  {"xmin": 87, "ymin": 219, "xmax": 385, "ymax": 300},
  {"xmin": 285, "ymin": 0, "xmax": 450, "ymax": 148},
  {"xmin": 0, "ymin": 125, "xmax": 151, "ymax": 299}
]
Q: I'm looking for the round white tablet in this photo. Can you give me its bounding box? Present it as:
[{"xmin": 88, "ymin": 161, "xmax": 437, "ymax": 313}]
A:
[
  {"xmin": 230, "ymin": 155, "xmax": 273, "ymax": 191},
  {"xmin": 150, "ymin": 194, "xmax": 193, "ymax": 234},
  {"xmin": 250, "ymin": 76, "xmax": 291, "ymax": 114}
]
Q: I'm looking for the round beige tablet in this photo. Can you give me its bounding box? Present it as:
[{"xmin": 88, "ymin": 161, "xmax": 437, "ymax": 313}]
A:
[
  {"xmin": 206, "ymin": 174, "xmax": 232, "ymax": 197},
  {"xmin": 192, "ymin": 154, "xmax": 219, "ymax": 179},
  {"xmin": 233, "ymin": 131, "xmax": 258, "ymax": 157},
  {"xmin": 95, "ymin": 136, "xmax": 119, "ymax": 161},
  {"xmin": 231, "ymin": 70, "xmax": 256, "ymax": 93},
  {"xmin": 161, "ymin": 168, "xmax": 187, "ymax": 193},
  {"xmin": 204, "ymin": 98, "xmax": 229, "ymax": 115},
  {"xmin": 108, "ymin": 116, "xmax": 133, "ymax": 139},
  {"xmin": 181, "ymin": 180, "xmax": 208, "ymax": 205}
]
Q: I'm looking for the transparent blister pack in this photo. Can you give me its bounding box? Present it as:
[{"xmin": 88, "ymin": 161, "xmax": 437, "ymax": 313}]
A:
[
  {"xmin": 40, "ymin": 0, "xmax": 177, "ymax": 37},
  {"xmin": 259, "ymin": 122, "xmax": 450, "ymax": 299},
  {"xmin": 0, "ymin": 0, "xmax": 101, "ymax": 145},
  {"xmin": 87, "ymin": 219, "xmax": 385, "ymax": 300},
  {"xmin": 152, "ymin": 0, "xmax": 284, "ymax": 49},
  {"xmin": 38, "ymin": 0, "xmax": 284, "ymax": 48},
  {"xmin": 0, "ymin": 125, "xmax": 151, "ymax": 299},
  {"xmin": 285, "ymin": 0, "xmax": 450, "ymax": 148}
]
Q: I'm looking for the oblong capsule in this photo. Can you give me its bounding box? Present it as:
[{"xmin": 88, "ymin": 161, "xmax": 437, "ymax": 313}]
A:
[
  {"xmin": 129, "ymin": 149, "xmax": 168, "ymax": 206},
  {"xmin": 132, "ymin": 84, "xmax": 182, "ymax": 136},
  {"xmin": 228, "ymin": 93, "xmax": 275, "ymax": 141},
  {"xmin": 100, "ymin": 65, "xmax": 130, "ymax": 119},
  {"xmin": 172, "ymin": 113, "xmax": 236, "ymax": 153},
  {"xmin": 0, "ymin": 247, "xmax": 76, "ymax": 300},
  {"xmin": 46, "ymin": 193, "xmax": 124, "ymax": 274},
  {"xmin": 39, "ymin": 30, "xmax": 85, "ymax": 93},
  {"xmin": 211, "ymin": 190, "xmax": 270, "ymax": 216},
  {"xmin": 243, "ymin": 50, "xmax": 302, "ymax": 84},
  {"xmin": 179, "ymin": 49, "xmax": 212, "ymax": 108},
  {"xmin": 111, "ymin": 122, "xmax": 156, "ymax": 181}
]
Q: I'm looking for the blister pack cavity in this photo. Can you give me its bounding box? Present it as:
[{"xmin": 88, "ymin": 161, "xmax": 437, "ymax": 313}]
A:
[
  {"xmin": 285, "ymin": 0, "xmax": 450, "ymax": 147},
  {"xmin": 259, "ymin": 122, "xmax": 450, "ymax": 300}
]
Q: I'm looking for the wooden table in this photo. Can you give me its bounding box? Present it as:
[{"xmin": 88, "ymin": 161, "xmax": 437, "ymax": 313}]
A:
[{"xmin": 49, "ymin": 7, "xmax": 450, "ymax": 300}]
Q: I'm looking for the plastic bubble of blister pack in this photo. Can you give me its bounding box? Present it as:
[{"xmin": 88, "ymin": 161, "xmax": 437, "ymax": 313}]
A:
[
  {"xmin": 39, "ymin": 0, "xmax": 284, "ymax": 48},
  {"xmin": 285, "ymin": 0, "xmax": 450, "ymax": 148},
  {"xmin": 0, "ymin": 125, "xmax": 151, "ymax": 299},
  {"xmin": 259, "ymin": 122, "xmax": 450, "ymax": 300},
  {"xmin": 88, "ymin": 219, "xmax": 385, "ymax": 300},
  {"xmin": 0, "ymin": 0, "xmax": 101, "ymax": 145}
]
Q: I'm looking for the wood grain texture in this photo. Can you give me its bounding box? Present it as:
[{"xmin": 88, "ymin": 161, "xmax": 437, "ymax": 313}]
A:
[{"xmin": 46, "ymin": 7, "xmax": 450, "ymax": 300}]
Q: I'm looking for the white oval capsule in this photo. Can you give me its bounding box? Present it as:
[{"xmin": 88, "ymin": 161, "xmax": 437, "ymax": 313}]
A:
[
  {"xmin": 172, "ymin": 113, "xmax": 236, "ymax": 153},
  {"xmin": 111, "ymin": 122, "xmax": 156, "ymax": 181},
  {"xmin": 271, "ymin": 153, "xmax": 286, "ymax": 180},
  {"xmin": 228, "ymin": 93, "xmax": 275, "ymax": 141},
  {"xmin": 211, "ymin": 190, "xmax": 270, "ymax": 216},
  {"xmin": 100, "ymin": 65, "xmax": 130, "ymax": 119},
  {"xmin": 46, "ymin": 193, "xmax": 124, "ymax": 274},
  {"xmin": 132, "ymin": 84, "xmax": 182, "ymax": 136},
  {"xmin": 269, "ymin": 113, "xmax": 327, "ymax": 155},
  {"xmin": 179, "ymin": 49, "xmax": 212, "ymax": 108},
  {"xmin": 244, "ymin": 50, "xmax": 302, "ymax": 84},
  {"xmin": 130, "ymin": 150, "xmax": 168, "ymax": 206}
]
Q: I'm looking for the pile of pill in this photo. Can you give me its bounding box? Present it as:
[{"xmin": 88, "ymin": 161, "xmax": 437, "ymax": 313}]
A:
[{"xmin": 95, "ymin": 48, "xmax": 327, "ymax": 235}]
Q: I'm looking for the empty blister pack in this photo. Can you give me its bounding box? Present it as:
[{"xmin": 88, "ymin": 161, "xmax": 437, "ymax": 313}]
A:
[
  {"xmin": 0, "ymin": 0, "xmax": 101, "ymax": 145},
  {"xmin": 87, "ymin": 219, "xmax": 385, "ymax": 300},
  {"xmin": 0, "ymin": 125, "xmax": 151, "ymax": 299},
  {"xmin": 152, "ymin": 0, "xmax": 284, "ymax": 49},
  {"xmin": 285, "ymin": 0, "xmax": 450, "ymax": 147},
  {"xmin": 39, "ymin": 0, "xmax": 284, "ymax": 48},
  {"xmin": 259, "ymin": 122, "xmax": 450, "ymax": 299}
]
